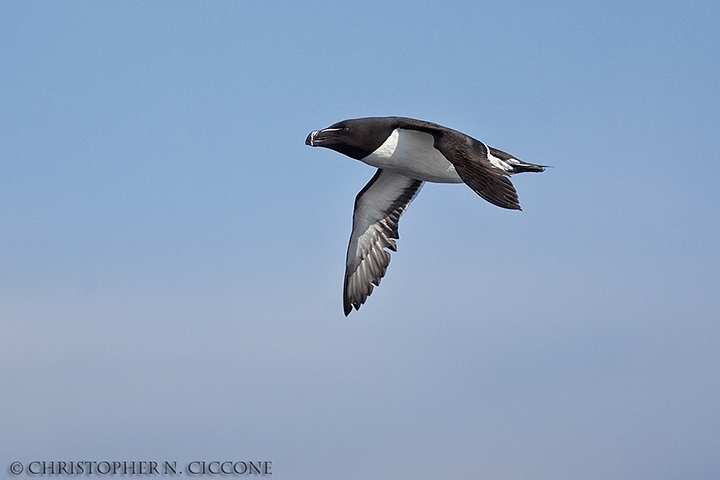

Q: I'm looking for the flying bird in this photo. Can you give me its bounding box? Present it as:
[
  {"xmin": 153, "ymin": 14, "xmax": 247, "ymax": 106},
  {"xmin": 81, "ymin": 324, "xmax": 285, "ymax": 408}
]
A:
[{"xmin": 305, "ymin": 116, "xmax": 545, "ymax": 316}]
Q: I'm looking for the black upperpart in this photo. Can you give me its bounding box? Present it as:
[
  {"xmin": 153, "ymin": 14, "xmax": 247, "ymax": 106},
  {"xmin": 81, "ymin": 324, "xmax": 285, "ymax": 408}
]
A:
[{"xmin": 306, "ymin": 116, "xmax": 546, "ymax": 211}]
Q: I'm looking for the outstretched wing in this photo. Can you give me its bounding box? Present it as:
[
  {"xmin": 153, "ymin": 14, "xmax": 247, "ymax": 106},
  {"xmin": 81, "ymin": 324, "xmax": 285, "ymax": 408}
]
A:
[
  {"xmin": 344, "ymin": 169, "xmax": 423, "ymax": 315},
  {"xmin": 433, "ymin": 132, "xmax": 523, "ymax": 210}
]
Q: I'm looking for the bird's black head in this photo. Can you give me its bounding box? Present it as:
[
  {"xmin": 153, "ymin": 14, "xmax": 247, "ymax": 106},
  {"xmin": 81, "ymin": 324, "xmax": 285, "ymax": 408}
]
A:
[{"xmin": 305, "ymin": 117, "xmax": 397, "ymax": 160}]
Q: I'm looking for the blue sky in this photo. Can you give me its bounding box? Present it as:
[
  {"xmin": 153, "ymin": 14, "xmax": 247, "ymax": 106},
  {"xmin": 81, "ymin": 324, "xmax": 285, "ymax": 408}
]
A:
[{"xmin": 1, "ymin": 1, "xmax": 719, "ymax": 478}]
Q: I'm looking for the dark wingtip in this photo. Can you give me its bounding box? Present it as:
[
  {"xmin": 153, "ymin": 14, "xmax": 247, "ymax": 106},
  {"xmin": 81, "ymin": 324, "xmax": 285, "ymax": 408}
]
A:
[
  {"xmin": 480, "ymin": 190, "xmax": 523, "ymax": 211},
  {"xmin": 502, "ymin": 204, "xmax": 522, "ymax": 211}
]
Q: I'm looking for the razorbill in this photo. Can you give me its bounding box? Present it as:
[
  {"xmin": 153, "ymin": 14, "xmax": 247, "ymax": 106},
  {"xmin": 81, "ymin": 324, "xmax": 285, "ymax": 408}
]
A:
[{"xmin": 305, "ymin": 116, "xmax": 545, "ymax": 316}]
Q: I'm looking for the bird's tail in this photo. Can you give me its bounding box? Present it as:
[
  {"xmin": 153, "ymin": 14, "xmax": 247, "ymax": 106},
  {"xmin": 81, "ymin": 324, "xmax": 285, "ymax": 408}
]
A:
[
  {"xmin": 488, "ymin": 146, "xmax": 547, "ymax": 173},
  {"xmin": 508, "ymin": 160, "xmax": 547, "ymax": 173}
]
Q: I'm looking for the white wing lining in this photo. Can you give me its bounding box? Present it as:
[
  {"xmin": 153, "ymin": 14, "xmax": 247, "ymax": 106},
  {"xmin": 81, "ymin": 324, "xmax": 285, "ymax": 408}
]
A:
[{"xmin": 343, "ymin": 169, "xmax": 423, "ymax": 315}]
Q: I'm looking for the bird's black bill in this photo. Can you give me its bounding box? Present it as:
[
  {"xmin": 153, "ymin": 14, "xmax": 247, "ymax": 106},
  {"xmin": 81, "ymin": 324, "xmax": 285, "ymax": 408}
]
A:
[{"xmin": 305, "ymin": 130, "xmax": 319, "ymax": 146}]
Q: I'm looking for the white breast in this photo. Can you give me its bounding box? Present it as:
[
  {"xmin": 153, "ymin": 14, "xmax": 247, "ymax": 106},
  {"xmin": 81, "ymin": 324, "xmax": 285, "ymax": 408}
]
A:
[{"xmin": 360, "ymin": 128, "xmax": 463, "ymax": 183}]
